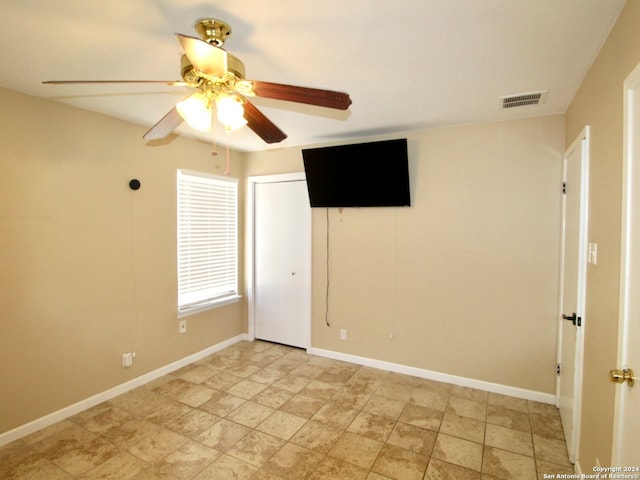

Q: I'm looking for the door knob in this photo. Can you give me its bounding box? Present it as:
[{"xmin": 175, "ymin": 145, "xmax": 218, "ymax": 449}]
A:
[
  {"xmin": 562, "ymin": 312, "xmax": 581, "ymax": 326},
  {"xmin": 610, "ymin": 368, "xmax": 636, "ymax": 387}
]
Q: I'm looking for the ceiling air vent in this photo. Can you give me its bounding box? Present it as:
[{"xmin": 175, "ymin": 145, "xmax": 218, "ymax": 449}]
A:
[{"xmin": 499, "ymin": 90, "xmax": 548, "ymax": 110}]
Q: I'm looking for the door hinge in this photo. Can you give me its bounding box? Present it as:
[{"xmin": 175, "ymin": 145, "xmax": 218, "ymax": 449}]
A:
[
  {"xmin": 562, "ymin": 182, "xmax": 567, "ymax": 194},
  {"xmin": 556, "ymin": 364, "xmax": 561, "ymax": 376}
]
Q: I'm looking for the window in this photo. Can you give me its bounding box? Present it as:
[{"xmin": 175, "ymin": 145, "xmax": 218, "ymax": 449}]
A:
[{"xmin": 177, "ymin": 169, "xmax": 239, "ymax": 315}]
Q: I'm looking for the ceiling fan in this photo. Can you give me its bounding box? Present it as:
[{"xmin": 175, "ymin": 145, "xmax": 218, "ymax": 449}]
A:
[{"xmin": 43, "ymin": 18, "xmax": 352, "ymax": 144}]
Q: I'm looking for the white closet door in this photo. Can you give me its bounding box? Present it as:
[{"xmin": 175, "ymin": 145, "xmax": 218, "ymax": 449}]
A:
[{"xmin": 254, "ymin": 180, "xmax": 310, "ymax": 348}]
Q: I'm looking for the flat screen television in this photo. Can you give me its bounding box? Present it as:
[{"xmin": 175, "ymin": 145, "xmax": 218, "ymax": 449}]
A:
[{"xmin": 302, "ymin": 138, "xmax": 411, "ymax": 208}]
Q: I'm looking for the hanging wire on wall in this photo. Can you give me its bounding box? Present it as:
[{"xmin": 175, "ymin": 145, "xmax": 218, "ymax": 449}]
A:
[
  {"xmin": 129, "ymin": 179, "xmax": 143, "ymax": 355},
  {"xmin": 325, "ymin": 208, "xmax": 331, "ymax": 327}
]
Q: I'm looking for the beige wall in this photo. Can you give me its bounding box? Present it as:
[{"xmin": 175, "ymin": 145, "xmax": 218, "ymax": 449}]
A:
[
  {"xmin": 0, "ymin": 88, "xmax": 247, "ymax": 435},
  {"xmin": 565, "ymin": 1, "xmax": 640, "ymax": 469},
  {"xmin": 246, "ymin": 115, "xmax": 564, "ymax": 394}
]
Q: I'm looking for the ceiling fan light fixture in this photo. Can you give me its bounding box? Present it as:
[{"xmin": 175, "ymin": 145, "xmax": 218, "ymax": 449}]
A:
[
  {"xmin": 216, "ymin": 95, "xmax": 247, "ymax": 132},
  {"xmin": 176, "ymin": 92, "xmax": 212, "ymax": 132}
]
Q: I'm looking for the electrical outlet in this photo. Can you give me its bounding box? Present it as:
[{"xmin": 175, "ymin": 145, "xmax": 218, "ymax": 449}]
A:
[
  {"xmin": 122, "ymin": 352, "xmax": 133, "ymax": 368},
  {"xmin": 340, "ymin": 329, "xmax": 347, "ymax": 340},
  {"xmin": 179, "ymin": 320, "xmax": 187, "ymax": 334}
]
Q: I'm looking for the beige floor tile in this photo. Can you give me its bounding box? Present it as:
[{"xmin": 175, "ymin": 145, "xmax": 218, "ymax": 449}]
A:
[
  {"xmin": 198, "ymin": 392, "xmax": 246, "ymax": 417},
  {"xmin": 328, "ymin": 431, "xmax": 384, "ymax": 470},
  {"xmin": 166, "ymin": 409, "xmax": 221, "ymax": 438},
  {"xmin": 290, "ymin": 420, "xmax": 344, "ymax": 454},
  {"xmin": 486, "ymin": 404, "xmax": 531, "ymax": 432},
  {"xmin": 425, "ymin": 458, "xmax": 481, "ymax": 480},
  {"xmin": 531, "ymin": 413, "xmax": 566, "ymax": 440},
  {"xmin": 225, "ymin": 379, "xmax": 269, "ymax": 400},
  {"xmin": 202, "ymin": 371, "xmax": 243, "ymax": 391},
  {"xmin": 347, "ymin": 411, "xmax": 396, "ymax": 441},
  {"xmin": 482, "ymin": 446, "xmax": 537, "ymax": 480},
  {"xmin": 153, "ymin": 440, "xmax": 220, "ymax": 479},
  {"xmin": 256, "ymin": 410, "xmax": 307, "ymax": 440},
  {"xmin": 248, "ymin": 367, "xmax": 286, "ymax": 385},
  {"xmin": 451, "ymin": 385, "xmax": 489, "ymax": 404},
  {"xmin": 144, "ymin": 398, "xmax": 193, "ymax": 427},
  {"xmin": 74, "ymin": 406, "xmax": 137, "ymax": 435},
  {"xmin": 532, "ymin": 434, "xmax": 572, "ymax": 466},
  {"xmin": 126, "ymin": 428, "xmax": 189, "ymax": 463},
  {"xmin": 387, "ymin": 422, "xmax": 438, "ymax": 456},
  {"xmin": 446, "ymin": 395, "xmax": 487, "ymax": 421},
  {"xmin": 226, "ymin": 430, "xmax": 284, "ymax": 468},
  {"xmin": 153, "ymin": 378, "xmax": 216, "ymax": 407},
  {"xmin": 194, "ymin": 454, "xmax": 258, "ymax": 480},
  {"xmin": 21, "ymin": 420, "xmax": 76, "ymax": 446},
  {"xmin": 273, "ymin": 374, "xmax": 311, "ymax": 393},
  {"xmin": 279, "ymin": 394, "xmax": 326, "ymax": 419},
  {"xmin": 332, "ymin": 389, "xmax": 372, "ymax": 410},
  {"xmin": 251, "ymin": 386, "xmax": 294, "ymax": 409},
  {"xmin": 261, "ymin": 442, "xmax": 324, "ymax": 480},
  {"xmin": 225, "ymin": 362, "xmax": 263, "ymax": 379},
  {"xmin": 366, "ymin": 473, "xmax": 393, "ymax": 480},
  {"xmin": 528, "ymin": 400, "xmax": 561, "ymax": 417},
  {"xmin": 371, "ymin": 444, "xmax": 429, "ymax": 480},
  {"xmin": 290, "ymin": 362, "xmax": 326, "ymax": 379},
  {"xmin": 410, "ymin": 386, "xmax": 450, "ymax": 411},
  {"xmin": 376, "ymin": 381, "xmax": 414, "ymax": 402},
  {"xmin": 31, "ymin": 424, "xmax": 121, "ymax": 476},
  {"xmin": 97, "ymin": 419, "xmax": 161, "ymax": 448},
  {"xmin": 362, "ymin": 394, "xmax": 407, "ymax": 419},
  {"xmin": 536, "ymin": 459, "xmax": 576, "ymax": 477},
  {"xmin": 312, "ymin": 400, "xmax": 360, "ymax": 429},
  {"xmin": 488, "ymin": 392, "xmax": 530, "ymax": 413},
  {"xmin": 109, "ymin": 388, "xmax": 174, "ymax": 418},
  {"xmin": 432, "ymin": 433, "xmax": 483, "ymax": 472},
  {"xmin": 306, "ymin": 456, "xmax": 369, "ymax": 480},
  {"xmin": 17, "ymin": 461, "xmax": 74, "ymax": 480},
  {"xmin": 485, "ymin": 423, "xmax": 534, "ymax": 457},
  {"xmin": 196, "ymin": 419, "xmax": 251, "ymax": 451},
  {"xmin": 300, "ymin": 380, "xmax": 342, "ymax": 400},
  {"xmin": 4, "ymin": 341, "xmax": 570, "ymax": 480},
  {"xmin": 79, "ymin": 450, "xmax": 148, "ymax": 480},
  {"xmin": 177, "ymin": 364, "xmax": 217, "ymax": 384},
  {"xmin": 398, "ymin": 403, "xmax": 443, "ymax": 431},
  {"xmin": 440, "ymin": 412, "xmax": 486, "ymax": 443},
  {"xmin": 225, "ymin": 401, "xmax": 274, "ymax": 428}
]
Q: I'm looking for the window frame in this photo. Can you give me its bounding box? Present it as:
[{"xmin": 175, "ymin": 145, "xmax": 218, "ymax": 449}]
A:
[{"xmin": 176, "ymin": 169, "xmax": 240, "ymax": 317}]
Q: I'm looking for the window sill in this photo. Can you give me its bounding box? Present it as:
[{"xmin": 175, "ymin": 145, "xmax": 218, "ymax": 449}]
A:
[{"xmin": 178, "ymin": 295, "xmax": 242, "ymax": 318}]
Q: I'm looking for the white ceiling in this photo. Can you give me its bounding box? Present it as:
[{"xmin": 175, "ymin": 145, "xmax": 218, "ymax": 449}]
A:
[{"xmin": 0, "ymin": 0, "xmax": 626, "ymax": 152}]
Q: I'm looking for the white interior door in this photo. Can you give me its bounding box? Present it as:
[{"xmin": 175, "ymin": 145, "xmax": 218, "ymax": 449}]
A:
[
  {"xmin": 558, "ymin": 128, "xmax": 590, "ymax": 464},
  {"xmin": 611, "ymin": 62, "xmax": 640, "ymax": 464},
  {"xmin": 253, "ymin": 178, "xmax": 311, "ymax": 349}
]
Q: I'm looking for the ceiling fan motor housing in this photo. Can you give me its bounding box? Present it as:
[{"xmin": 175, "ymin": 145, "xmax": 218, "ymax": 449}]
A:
[{"xmin": 195, "ymin": 18, "xmax": 231, "ymax": 46}]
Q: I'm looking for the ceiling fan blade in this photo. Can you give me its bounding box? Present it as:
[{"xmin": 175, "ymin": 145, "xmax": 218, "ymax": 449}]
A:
[
  {"xmin": 250, "ymin": 80, "xmax": 352, "ymax": 110},
  {"xmin": 143, "ymin": 107, "xmax": 183, "ymax": 140},
  {"xmin": 242, "ymin": 100, "xmax": 287, "ymax": 144},
  {"xmin": 43, "ymin": 80, "xmax": 184, "ymax": 85},
  {"xmin": 176, "ymin": 34, "xmax": 227, "ymax": 77}
]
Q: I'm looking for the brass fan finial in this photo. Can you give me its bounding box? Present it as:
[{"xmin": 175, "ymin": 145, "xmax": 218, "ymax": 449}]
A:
[{"xmin": 195, "ymin": 18, "xmax": 231, "ymax": 47}]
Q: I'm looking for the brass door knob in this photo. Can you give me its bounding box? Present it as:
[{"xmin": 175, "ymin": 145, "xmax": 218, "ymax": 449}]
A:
[{"xmin": 610, "ymin": 368, "xmax": 636, "ymax": 387}]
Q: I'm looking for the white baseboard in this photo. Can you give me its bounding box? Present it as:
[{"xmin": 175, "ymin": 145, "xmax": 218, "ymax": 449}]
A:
[
  {"xmin": 308, "ymin": 347, "xmax": 556, "ymax": 405},
  {"xmin": 0, "ymin": 334, "xmax": 249, "ymax": 447}
]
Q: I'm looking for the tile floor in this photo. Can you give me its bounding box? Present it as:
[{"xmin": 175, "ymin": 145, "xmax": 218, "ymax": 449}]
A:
[{"xmin": 0, "ymin": 340, "xmax": 575, "ymax": 479}]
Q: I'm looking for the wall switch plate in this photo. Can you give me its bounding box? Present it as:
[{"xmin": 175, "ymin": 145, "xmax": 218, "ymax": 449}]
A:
[
  {"xmin": 122, "ymin": 352, "xmax": 133, "ymax": 368},
  {"xmin": 588, "ymin": 242, "xmax": 598, "ymax": 265},
  {"xmin": 340, "ymin": 329, "xmax": 347, "ymax": 340},
  {"xmin": 179, "ymin": 320, "xmax": 187, "ymax": 334}
]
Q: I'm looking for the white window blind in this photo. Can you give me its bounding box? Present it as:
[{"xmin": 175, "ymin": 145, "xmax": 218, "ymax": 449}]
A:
[{"xmin": 177, "ymin": 169, "xmax": 238, "ymax": 314}]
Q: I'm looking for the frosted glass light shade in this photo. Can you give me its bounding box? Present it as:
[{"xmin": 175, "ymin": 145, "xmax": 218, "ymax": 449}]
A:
[
  {"xmin": 176, "ymin": 93, "xmax": 212, "ymax": 132},
  {"xmin": 216, "ymin": 95, "xmax": 247, "ymax": 132}
]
